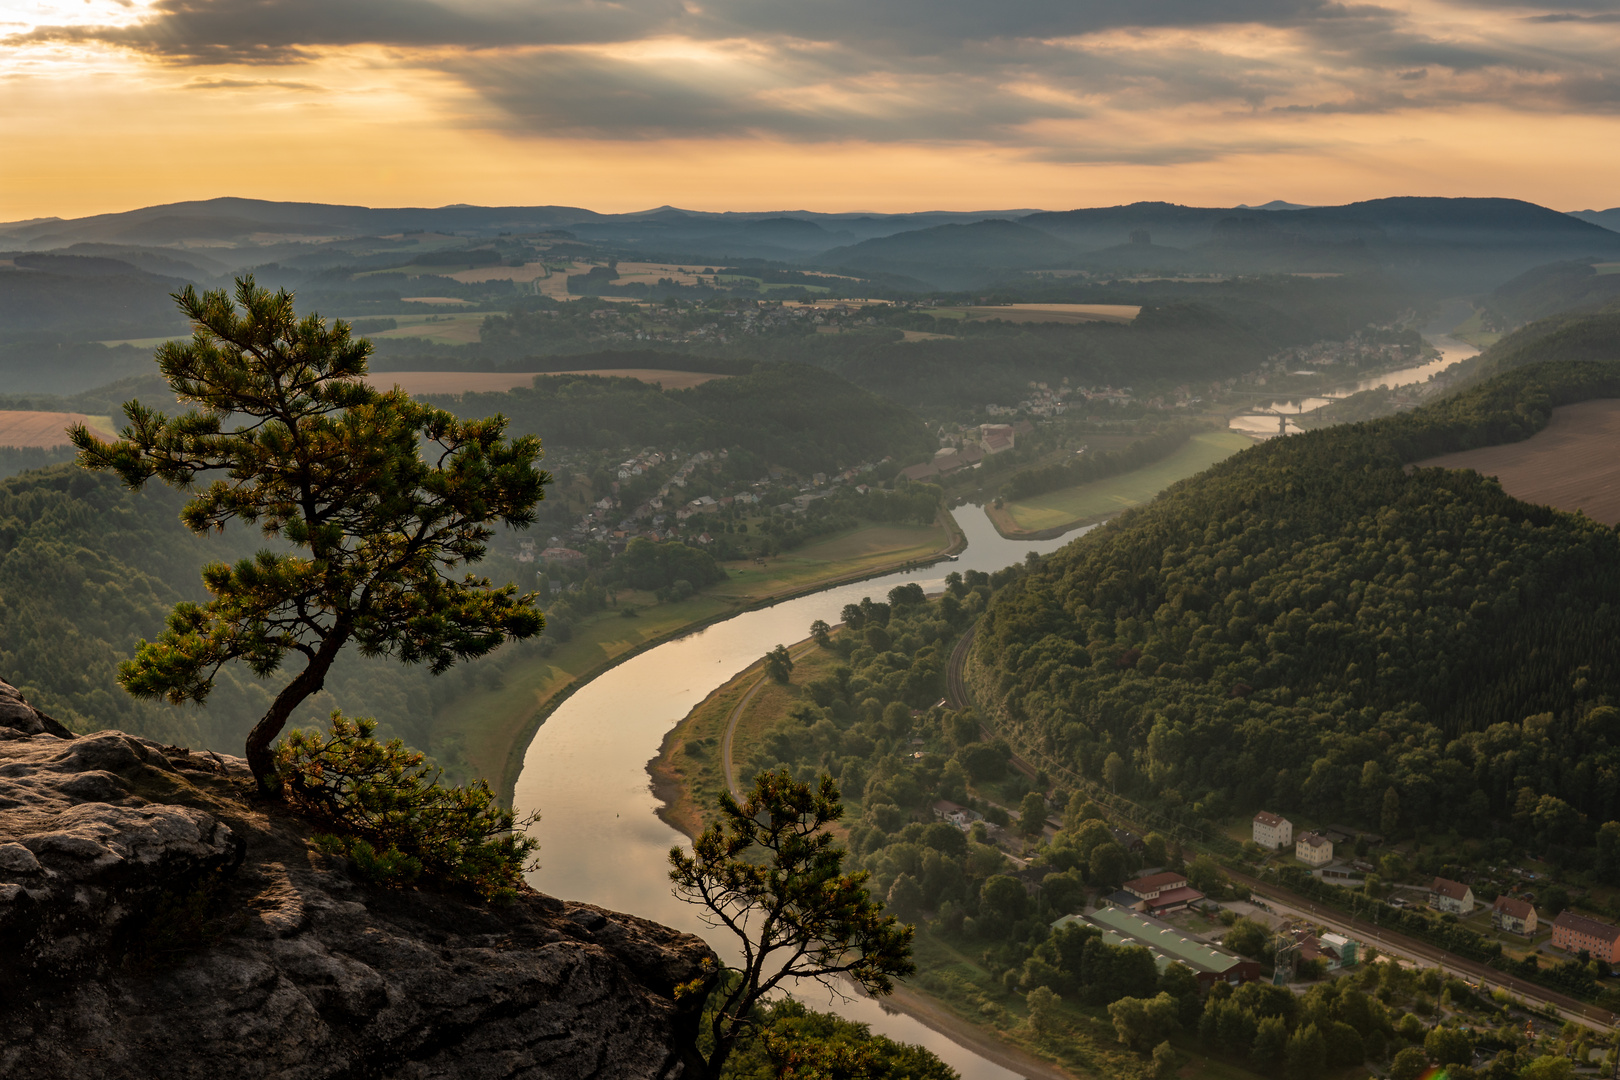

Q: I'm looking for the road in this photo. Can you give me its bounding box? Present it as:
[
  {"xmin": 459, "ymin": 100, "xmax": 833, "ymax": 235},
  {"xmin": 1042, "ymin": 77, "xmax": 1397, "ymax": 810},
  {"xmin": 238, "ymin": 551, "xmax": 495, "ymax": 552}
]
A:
[
  {"xmin": 943, "ymin": 618, "xmax": 1617, "ymax": 1032},
  {"xmin": 1231, "ymin": 867, "xmax": 1614, "ymax": 1029}
]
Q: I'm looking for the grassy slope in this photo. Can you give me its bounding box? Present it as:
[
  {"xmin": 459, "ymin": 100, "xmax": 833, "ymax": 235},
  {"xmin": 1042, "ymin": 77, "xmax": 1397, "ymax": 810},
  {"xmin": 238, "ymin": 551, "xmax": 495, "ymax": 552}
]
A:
[
  {"xmin": 993, "ymin": 431, "xmax": 1252, "ymax": 534},
  {"xmin": 707, "ymin": 522, "xmax": 948, "ymax": 601},
  {"xmin": 433, "ymin": 591, "xmax": 734, "ymax": 799},
  {"xmin": 438, "ymin": 519, "xmax": 955, "ymax": 804}
]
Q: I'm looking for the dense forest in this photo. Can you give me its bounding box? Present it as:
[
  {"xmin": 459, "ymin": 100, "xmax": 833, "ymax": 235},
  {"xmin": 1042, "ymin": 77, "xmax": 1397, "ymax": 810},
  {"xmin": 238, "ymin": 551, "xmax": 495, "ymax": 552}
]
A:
[
  {"xmin": 421, "ymin": 363, "xmax": 934, "ymax": 474},
  {"xmin": 728, "ymin": 590, "xmax": 1538, "ymax": 1079},
  {"xmin": 0, "ymin": 462, "xmax": 530, "ymax": 766},
  {"xmin": 972, "ymin": 339, "xmax": 1620, "ymax": 859},
  {"xmin": 1482, "ymin": 262, "xmax": 1620, "ymax": 330}
]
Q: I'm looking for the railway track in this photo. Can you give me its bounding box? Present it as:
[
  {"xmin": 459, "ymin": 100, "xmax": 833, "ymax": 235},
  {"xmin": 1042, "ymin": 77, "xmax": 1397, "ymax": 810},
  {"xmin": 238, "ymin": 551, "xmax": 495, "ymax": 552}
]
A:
[
  {"xmin": 945, "ymin": 622, "xmax": 977, "ymax": 711},
  {"xmin": 943, "ymin": 617, "xmax": 1616, "ymax": 1030}
]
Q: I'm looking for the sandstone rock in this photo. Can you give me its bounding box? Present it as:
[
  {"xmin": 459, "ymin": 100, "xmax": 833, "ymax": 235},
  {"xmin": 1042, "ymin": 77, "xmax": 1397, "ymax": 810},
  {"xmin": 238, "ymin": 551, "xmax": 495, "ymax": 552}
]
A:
[
  {"xmin": 0, "ymin": 679, "xmax": 73, "ymax": 739},
  {"xmin": 0, "ymin": 678, "xmax": 714, "ymax": 1079}
]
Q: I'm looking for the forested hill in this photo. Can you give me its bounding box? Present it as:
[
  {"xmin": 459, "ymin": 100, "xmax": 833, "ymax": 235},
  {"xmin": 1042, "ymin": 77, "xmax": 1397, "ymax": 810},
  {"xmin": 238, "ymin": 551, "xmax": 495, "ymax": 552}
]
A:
[
  {"xmin": 972, "ymin": 349, "xmax": 1620, "ymax": 847},
  {"xmin": 422, "ymin": 363, "xmax": 934, "ymax": 474},
  {"xmin": 0, "ymin": 464, "xmax": 481, "ymax": 759}
]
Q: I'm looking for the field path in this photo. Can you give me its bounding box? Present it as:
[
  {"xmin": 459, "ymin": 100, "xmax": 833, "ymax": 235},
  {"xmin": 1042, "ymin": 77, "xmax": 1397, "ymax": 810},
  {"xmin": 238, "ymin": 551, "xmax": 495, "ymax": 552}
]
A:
[{"xmin": 721, "ymin": 640, "xmax": 821, "ymax": 801}]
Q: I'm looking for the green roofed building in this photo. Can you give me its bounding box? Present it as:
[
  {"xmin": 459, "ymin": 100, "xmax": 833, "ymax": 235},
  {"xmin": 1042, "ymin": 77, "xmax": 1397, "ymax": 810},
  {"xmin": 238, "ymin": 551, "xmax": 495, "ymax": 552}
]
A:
[{"xmin": 1059, "ymin": 907, "xmax": 1263, "ymax": 990}]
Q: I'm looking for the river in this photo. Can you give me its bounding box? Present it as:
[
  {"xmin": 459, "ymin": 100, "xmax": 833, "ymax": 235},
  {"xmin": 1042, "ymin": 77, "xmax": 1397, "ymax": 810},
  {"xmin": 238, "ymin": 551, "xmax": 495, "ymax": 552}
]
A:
[
  {"xmin": 511, "ymin": 305, "xmax": 1486, "ymax": 1071},
  {"xmin": 515, "ymin": 507, "xmax": 1087, "ymax": 1079},
  {"xmin": 1229, "ymin": 303, "xmax": 1481, "ymax": 437}
]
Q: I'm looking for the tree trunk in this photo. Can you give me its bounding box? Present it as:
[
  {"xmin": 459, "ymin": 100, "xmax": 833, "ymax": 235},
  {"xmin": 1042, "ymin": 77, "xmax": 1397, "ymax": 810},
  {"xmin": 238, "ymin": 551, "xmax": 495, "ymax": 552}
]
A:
[{"xmin": 245, "ymin": 632, "xmax": 348, "ymax": 792}]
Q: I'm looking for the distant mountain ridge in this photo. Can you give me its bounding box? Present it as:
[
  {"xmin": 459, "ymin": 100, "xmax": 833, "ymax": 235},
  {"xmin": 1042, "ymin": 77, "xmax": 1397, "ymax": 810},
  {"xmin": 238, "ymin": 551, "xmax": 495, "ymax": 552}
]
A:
[
  {"xmin": 1569, "ymin": 208, "xmax": 1620, "ymax": 233},
  {"xmin": 5, "ymin": 193, "xmax": 1619, "ymax": 301}
]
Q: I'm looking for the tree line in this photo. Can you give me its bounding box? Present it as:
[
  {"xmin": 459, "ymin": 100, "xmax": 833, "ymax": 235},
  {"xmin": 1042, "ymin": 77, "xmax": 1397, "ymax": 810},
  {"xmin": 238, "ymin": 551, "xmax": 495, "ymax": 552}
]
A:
[{"xmin": 419, "ymin": 363, "xmax": 934, "ymax": 476}]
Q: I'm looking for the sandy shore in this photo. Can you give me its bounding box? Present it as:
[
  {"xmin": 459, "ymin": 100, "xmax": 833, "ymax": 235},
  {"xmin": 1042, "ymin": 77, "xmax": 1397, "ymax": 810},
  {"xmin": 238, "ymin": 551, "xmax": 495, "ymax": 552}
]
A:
[{"xmin": 856, "ymin": 980, "xmax": 1079, "ymax": 1080}]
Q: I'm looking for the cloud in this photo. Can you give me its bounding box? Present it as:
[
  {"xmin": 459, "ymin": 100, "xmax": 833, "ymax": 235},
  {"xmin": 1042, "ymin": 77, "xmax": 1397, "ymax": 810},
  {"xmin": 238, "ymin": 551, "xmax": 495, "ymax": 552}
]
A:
[
  {"xmin": 8, "ymin": 0, "xmax": 1620, "ymax": 161},
  {"xmin": 184, "ymin": 76, "xmax": 320, "ymax": 90},
  {"xmin": 1526, "ymin": 12, "xmax": 1620, "ymax": 22}
]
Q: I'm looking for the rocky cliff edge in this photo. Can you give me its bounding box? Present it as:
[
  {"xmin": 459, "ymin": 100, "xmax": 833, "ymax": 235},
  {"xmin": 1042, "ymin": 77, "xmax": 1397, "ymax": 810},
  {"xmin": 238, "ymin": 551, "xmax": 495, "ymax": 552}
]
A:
[{"xmin": 0, "ymin": 680, "xmax": 714, "ymax": 1079}]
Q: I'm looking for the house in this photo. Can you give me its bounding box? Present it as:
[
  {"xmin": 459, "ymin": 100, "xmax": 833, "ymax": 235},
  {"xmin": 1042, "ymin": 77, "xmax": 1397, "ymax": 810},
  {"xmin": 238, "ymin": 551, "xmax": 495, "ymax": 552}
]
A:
[
  {"xmin": 1288, "ymin": 929, "xmax": 1360, "ymax": 971},
  {"xmin": 930, "ymin": 800, "xmax": 981, "ymax": 829},
  {"xmin": 1320, "ymin": 932, "xmax": 1359, "ymax": 968},
  {"xmin": 1252, "ymin": 811, "xmax": 1293, "ymax": 850},
  {"xmin": 1551, "ymin": 911, "xmax": 1620, "ymax": 963},
  {"xmin": 1295, "ymin": 832, "xmax": 1333, "ymax": 866},
  {"xmin": 538, "ymin": 547, "xmax": 588, "ymax": 567},
  {"xmin": 1430, "ymin": 877, "xmax": 1474, "ymax": 915},
  {"xmin": 1111, "ymin": 827, "xmax": 1146, "ymax": 854},
  {"xmin": 1123, "ymin": 871, "xmax": 1186, "ymax": 902},
  {"xmin": 1122, "ymin": 872, "xmax": 1204, "ymax": 916},
  {"xmin": 899, "ymin": 462, "xmax": 940, "ymax": 482},
  {"xmin": 1492, "ymin": 895, "xmax": 1538, "ymax": 935},
  {"xmin": 1101, "ymin": 889, "xmax": 1146, "ymax": 912}
]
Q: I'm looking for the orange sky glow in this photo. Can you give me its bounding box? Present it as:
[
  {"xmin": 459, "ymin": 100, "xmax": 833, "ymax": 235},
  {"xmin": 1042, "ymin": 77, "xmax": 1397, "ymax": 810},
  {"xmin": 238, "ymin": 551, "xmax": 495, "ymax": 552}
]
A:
[{"xmin": 4, "ymin": 0, "xmax": 1619, "ymax": 220}]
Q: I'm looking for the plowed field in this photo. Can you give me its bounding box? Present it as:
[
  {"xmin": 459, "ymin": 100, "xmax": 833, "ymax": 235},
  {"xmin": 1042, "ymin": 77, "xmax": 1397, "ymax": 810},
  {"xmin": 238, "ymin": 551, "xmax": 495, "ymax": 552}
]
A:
[
  {"xmin": 0, "ymin": 412, "xmax": 114, "ymax": 447},
  {"xmin": 1418, "ymin": 398, "xmax": 1620, "ymax": 525},
  {"xmin": 363, "ymin": 369, "xmax": 728, "ymax": 395}
]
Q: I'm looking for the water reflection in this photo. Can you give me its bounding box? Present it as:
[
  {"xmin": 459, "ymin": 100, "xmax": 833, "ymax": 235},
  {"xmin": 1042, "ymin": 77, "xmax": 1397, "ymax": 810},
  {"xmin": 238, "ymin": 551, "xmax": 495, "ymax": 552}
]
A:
[
  {"xmin": 514, "ymin": 507, "xmax": 1084, "ymax": 1079},
  {"xmin": 1230, "ymin": 332, "xmax": 1480, "ymax": 438}
]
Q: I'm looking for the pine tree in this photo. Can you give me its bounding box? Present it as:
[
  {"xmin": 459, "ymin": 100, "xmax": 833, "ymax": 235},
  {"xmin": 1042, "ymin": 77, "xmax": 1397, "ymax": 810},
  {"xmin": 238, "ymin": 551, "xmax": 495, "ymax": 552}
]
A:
[{"xmin": 72, "ymin": 278, "xmax": 547, "ymax": 790}]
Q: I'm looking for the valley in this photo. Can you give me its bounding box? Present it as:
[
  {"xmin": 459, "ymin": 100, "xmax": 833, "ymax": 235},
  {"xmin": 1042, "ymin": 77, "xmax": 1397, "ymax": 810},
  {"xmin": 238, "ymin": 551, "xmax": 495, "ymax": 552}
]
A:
[{"xmin": 5, "ymin": 191, "xmax": 1620, "ymax": 1080}]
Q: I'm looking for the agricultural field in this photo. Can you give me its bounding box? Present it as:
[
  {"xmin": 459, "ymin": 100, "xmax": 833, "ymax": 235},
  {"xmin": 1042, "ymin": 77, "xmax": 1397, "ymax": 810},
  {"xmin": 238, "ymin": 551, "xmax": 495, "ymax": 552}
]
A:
[
  {"xmin": 363, "ymin": 369, "xmax": 730, "ymax": 395},
  {"xmin": 446, "ymin": 262, "xmax": 575, "ymax": 285},
  {"xmin": 552, "ymin": 368, "xmax": 728, "ymax": 389},
  {"xmin": 1416, "ymin": 397, "xmax": 1620, "ymax": 525},
  {"xmin": 363, "ymin": 371, "xmax": 541, "ymax": 395},
  {"xmin": 0, "ymin": 411, "xmax": 114, "ymax": 447},
  {"xmin": 991, "ymin": 430, "xmax": 1252, "ymax": 536},
  {"xmin": 706, "ymin": 521, "xmax": 951, "ymax": 601},
  {"xmin": 364, "ymin": 312, "xmax": 487, "ymax": 344},
  {"xmin": 937, "ymin": 303, "xmax": 1141, "ymax": 324},
  {"xmin": 1449, "ymin": 308, "xmax": 1504, "ymax": 349},
  {"xmin": 611, "ymin": 262, "xmax": 706, "ymax": 286}
]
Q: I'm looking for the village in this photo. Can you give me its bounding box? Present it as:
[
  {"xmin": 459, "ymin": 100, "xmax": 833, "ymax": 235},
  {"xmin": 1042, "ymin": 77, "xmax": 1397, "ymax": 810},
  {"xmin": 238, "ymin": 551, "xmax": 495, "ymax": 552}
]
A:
[
  {"xmin": 514, "ymin": 442, "xmax": 897, "ymax": 572},
  {"xmin": 922, "ymin": 792, "xmax": 1620, "ymax": 1072}
]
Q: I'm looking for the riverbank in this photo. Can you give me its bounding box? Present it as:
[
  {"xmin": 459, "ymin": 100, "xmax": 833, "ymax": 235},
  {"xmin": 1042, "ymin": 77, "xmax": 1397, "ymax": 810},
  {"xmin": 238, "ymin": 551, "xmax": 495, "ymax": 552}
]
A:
[
  {"xmin": 648, "ymin": 640, "xmax": 1094, "ymax": 1080},
  {"xmin": 448, "ymin": 510, "xmax": 965, "ymax": 805},
  {"xmin": 986, "ymin": 430, "xmax": 1251, "ymax": 539},
  {"xmin": 649, "ymin": 634, "xmax": 833, "ymax": 835},
  {"xmin": 514, "ymin": 504, "xmax": 1080, "ymax": 1079}
]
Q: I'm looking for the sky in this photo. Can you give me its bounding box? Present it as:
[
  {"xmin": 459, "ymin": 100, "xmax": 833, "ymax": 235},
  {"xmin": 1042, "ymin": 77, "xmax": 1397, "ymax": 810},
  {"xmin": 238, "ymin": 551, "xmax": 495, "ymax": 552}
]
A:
[{"xmin": 3, "ymin": 0, "xmax": 1620, "ymax": 220}]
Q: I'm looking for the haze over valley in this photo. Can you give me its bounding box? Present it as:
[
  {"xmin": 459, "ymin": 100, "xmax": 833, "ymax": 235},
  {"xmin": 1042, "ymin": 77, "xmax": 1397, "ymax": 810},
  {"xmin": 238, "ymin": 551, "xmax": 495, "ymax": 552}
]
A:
[{"xmin": 7, "ymin": 1, "xmax": 1620, "ymax": 1077}]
